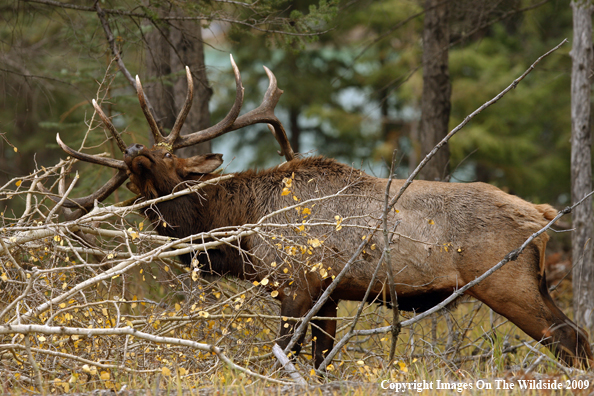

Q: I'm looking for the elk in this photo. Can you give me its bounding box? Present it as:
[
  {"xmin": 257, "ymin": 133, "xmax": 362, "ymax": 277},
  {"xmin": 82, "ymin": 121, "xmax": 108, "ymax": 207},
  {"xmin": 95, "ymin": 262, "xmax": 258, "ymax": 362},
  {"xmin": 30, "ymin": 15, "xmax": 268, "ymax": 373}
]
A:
[{"xmin": 56, "ymin": 56, "xmax": 593, "ymax": 370}]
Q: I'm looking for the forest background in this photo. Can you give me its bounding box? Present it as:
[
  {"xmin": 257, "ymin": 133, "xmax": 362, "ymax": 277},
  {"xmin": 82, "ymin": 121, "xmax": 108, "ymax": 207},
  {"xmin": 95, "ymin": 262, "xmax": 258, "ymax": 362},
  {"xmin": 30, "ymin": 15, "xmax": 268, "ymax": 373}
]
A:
[{"xmin": 0, "ymin": 0, "xmax": 580, "ymax": 207}]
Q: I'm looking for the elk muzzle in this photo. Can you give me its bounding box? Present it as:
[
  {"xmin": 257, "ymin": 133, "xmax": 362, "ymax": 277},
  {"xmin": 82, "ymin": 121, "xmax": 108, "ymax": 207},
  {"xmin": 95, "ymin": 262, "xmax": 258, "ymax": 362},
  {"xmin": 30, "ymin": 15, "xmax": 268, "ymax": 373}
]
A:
[{"xmin": 124, "ymin": 143, "xmax": 145, "ymax": 159}]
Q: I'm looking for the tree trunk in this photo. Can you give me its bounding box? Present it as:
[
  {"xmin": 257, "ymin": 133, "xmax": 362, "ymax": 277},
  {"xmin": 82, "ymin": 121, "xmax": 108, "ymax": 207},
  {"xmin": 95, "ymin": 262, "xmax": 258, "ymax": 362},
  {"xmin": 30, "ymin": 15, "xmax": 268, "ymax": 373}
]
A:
[
  {"xmin": 145, "ymin": 11, "xmax": 212, "ymax": 157},
  {"xmin": 570, "ymin": 0, "xmax": 594, "ymax": 333},
  {"xmin": 418, "ymin": 0, "xmax": 451, "ymax": 181},
  {"xmin": 289, "ymin": 107, "xmax": 301, "ymax": 154}
]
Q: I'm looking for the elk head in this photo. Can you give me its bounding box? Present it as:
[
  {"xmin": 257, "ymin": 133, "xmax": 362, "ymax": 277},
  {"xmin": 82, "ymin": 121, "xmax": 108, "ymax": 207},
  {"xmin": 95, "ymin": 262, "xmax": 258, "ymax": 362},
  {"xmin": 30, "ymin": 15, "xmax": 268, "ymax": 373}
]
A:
[{"xmin": 56, "ymin": 55, "xmax": 295, "ymax": 212}]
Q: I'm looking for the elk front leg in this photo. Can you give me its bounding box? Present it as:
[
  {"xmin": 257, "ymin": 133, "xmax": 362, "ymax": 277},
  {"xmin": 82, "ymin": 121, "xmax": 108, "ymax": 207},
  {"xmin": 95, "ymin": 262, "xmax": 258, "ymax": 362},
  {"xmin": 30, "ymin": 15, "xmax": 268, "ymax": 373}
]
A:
[
  {"xmin": 311, "ymin": 299, "xmax": 338, "ymax": 369},
  {"xmin": 277, "ymin": 292, "xmax": 312, "ymax": 358}
]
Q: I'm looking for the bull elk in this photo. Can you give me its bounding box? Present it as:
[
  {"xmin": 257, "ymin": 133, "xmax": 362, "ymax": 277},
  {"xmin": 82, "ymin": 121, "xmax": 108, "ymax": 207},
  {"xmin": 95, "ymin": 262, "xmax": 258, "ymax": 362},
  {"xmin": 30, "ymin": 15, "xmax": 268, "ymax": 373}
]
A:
[{"xmin": 56, "ymin": 56, "xmax": 592, "ymax": 369}]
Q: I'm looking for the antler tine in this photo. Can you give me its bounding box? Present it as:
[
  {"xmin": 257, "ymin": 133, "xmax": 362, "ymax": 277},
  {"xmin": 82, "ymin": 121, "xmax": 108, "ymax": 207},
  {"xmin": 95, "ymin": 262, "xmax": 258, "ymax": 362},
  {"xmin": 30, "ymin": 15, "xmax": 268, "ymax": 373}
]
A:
[
  {"xmin": 57, "ymin": 133, "xmax": 128, "ymax": 170},
  {"xmin": 91, "ymin": 99, "xmax": 127, "ymax": 152},
  {"xmin": 40, "ymin": 169, "xmax": 129, "ymax": 211},
  {"xmin": 167, "ymin": 66, "xmax": 194, "ymax": 145},
  {"xmin": 136, "ymin": 75, "xmax": 166, "ymax": 144},
  {"xmin": 173, "ymin": 54, "xmax": 245, "ymax": 149}
]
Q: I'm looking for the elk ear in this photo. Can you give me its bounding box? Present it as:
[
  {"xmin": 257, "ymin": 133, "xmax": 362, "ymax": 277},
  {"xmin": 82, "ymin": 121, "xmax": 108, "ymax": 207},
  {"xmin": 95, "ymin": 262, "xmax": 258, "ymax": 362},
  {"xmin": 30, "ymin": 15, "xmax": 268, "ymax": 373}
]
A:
[
  {"xmin": 179, "ymin": 154, "xmax": 224, "ymax": 177},
  {"xmin": 126, "ymin": 182, "xmax": 140, "ymax": 195}
]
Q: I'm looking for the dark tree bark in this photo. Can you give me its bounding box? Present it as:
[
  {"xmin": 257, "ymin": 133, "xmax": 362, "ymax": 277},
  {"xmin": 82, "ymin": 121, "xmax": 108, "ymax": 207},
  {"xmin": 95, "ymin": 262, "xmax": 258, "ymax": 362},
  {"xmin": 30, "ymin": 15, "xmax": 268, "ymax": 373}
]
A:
[
  {"xmin": 570, "ymin": 0, "xmax": 594, "ymax": 332},
  {"xmin": 145, "ymin": 12, "xmax": 212, "ymax": 157},
  {"xmin": 289, "ymin": 107, "xmax": 301, "ymax": 154},
  {"xmin": 418, "ymin": 0, "xmax": 451, "ymax": 181}
]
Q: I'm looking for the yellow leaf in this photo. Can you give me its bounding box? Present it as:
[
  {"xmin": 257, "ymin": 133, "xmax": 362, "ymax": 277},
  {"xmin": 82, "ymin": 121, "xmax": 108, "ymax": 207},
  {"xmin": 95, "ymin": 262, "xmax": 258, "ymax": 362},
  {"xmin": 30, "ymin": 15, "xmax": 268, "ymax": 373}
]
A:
[
  {"xmin": 15, "ymin": 180, "xmax": 22, "ymax": 187},
  {"xmin": 38, "ymin": 336, "xmax": 46, "ymax": 342},
  {"xmin": 271, "ymin": 290, "xmax": 279, "ymax": 298},
  {"xmin": 283, "ymin": 268, "xmax": 288, "ymax": 274},
  {"xmin": 428, "ymin": 219, "xmax": 435, "ymax": 225},
  {"xmin": 357, "ymin": 360, "xmax": 365, "ymax": 365},
  {"xmin": 293, "ymin": 196, "xmax": 299, "ymax": 201},
  {"xmin": 54, "ymin": 235, "xmax": 61, "ymax": 242},
  {"xmin": 198, "ymin": 311, "xmax": 209, "ymax": 318},
  {"xmin": 175, "ymin": 303, "xmax": 181, "ymax": 311},
  {"xmin": 161, "ymin": 367, "xmax": 171, "ymax": 376},
  {"xmin": 271, "ymin": 261, "xmax": 277, "ymax": 267},
  {"xmin": 163, "ymin": 222, "xmax": 167, "ymax": 228},
  {"xmin": 252, "ymin": 280, "xmax": 260, "ymax": 286},
  {"xmin": 139, "ymin": 222, "xmax": 144, "ymax": 231},
  {"xmin": 13, "ymin": 147, "xmax": 17, "ymax": 153},
  {"xmin": 100, "ymin": 371, "xmax": 110, "ymax": 380},
  {"xmin": 0, "ymin": 273, "xmax": 7, "ymax": 282},
  {"xmin": 327, "ymin": 364, "xmax": 334, "ymax": 371},
  {"xmin": 281, "ymin": 188, "xmax": 290, "ymax": 196},
  {"xmin": 62, "ymin": 282, "xmax": 67, "ymax": 290},
  {"xmin": 179, "ymin": 367, "xmax": 188, "ymax": 376},
  {"xmin": 361, "ymin": 235, "xmax": 366, "ymax": 240},
  {"xmin": 192, "ymin": 271, "xmax": 199, "ymax": 281},
  {"xmin": 260, "ymin": 278, "xmax": 269, "ymax": 286},
  {"xmin": 302, "ymin": 208, "xmax": 311, "ymax": 215},
  {"xmin": 284, "ymin": 323, "xmax": 289, "ymax": 328}
]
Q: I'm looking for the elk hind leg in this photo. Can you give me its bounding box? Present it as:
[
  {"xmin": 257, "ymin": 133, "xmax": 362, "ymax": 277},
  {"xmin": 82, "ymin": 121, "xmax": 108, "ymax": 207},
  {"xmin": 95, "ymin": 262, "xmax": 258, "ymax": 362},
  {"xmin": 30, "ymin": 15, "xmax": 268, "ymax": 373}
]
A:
[{"xmin": 469, "ymin": 249, "xmax": 592, "ymax": 367}]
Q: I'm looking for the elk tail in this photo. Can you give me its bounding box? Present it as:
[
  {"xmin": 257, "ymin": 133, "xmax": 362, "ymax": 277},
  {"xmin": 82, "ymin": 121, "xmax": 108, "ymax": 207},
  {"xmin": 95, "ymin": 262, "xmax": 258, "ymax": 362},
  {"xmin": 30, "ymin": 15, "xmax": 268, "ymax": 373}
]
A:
[{"xmin": 535, "ymin": 204, "xmax": 557, "ymax": 222}]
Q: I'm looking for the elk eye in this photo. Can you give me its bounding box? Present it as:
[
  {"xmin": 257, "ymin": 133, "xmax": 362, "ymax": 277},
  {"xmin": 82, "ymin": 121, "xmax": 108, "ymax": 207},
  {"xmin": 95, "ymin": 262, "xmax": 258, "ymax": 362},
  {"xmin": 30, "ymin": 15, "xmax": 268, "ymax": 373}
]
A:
[{"xmin": 164, "ymin": 152, "xmax": 172, "ymax": 159}]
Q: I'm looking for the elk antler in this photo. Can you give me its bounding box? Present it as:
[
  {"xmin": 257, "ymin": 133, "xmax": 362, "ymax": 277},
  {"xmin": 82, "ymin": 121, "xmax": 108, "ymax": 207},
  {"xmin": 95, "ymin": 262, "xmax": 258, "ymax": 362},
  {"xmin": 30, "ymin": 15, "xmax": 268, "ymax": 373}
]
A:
[
  {"xmin": 168, "ymin": 66, "xmax": 194, "ymax": 145},
  {"xmin": 56, "ymin": 55, "xmax": 296, "ymax": 212},
  {"xmin": 172, "ymin": 56, "xmax": 295, "ymax": 161}
]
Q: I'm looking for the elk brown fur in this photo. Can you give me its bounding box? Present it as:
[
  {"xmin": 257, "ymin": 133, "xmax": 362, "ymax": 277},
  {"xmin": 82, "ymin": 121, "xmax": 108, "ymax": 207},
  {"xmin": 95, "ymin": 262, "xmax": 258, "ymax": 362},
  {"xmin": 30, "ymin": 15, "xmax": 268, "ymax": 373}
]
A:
[{"xmin": 123, "ymin": 144, "xmax": 593, "ymax": 369}]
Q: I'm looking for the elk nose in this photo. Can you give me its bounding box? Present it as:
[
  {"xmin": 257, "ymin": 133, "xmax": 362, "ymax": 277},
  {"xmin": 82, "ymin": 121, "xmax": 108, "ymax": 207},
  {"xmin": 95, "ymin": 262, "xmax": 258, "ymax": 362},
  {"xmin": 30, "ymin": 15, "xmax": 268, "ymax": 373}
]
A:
[{"xmin": 124, "ymin": 143, "xmax": 144, "ymax": 157}]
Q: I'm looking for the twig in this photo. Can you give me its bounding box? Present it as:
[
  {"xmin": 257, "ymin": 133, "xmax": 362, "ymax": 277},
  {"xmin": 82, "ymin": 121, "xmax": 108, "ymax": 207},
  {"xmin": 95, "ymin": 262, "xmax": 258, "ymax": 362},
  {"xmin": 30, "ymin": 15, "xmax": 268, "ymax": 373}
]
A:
[{"xmin": 272, "ymin": 343, "xmax": 307, "ymax": 385}]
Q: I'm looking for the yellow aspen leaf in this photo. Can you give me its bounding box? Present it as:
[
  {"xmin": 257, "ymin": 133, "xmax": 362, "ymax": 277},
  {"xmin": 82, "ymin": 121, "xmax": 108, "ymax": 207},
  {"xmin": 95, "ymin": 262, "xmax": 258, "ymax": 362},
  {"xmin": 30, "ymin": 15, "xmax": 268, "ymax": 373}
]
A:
[
  {"xmin": 15, "ymin": 180, "xmax": 22, "ymax": 187},
  {"xmin": 164, "ymin": 265, "xmax": 170, "ymax": 272},
  {"xmin": 0, "ymin": 273, "xmax": 7, "ymax": 282},
  {"xmin": 302, "ymin": 207, "xmax": 311, "ymax": 215},
  {"xmin": 260, "ymin": 278, "xmax": 269, "ymax": 286},
  {"xmin": 361, "ymin": 235, "xmax": 366, "ymax": 240},
  {"xmin": 252, "ymin": 280, "xmax": 260, "ymax": 286},
  {"xmin": 284, "ymin": 323, "xmax": 289, "ymax": 328},
  {"xmin": 192, "ymin": 271, "xmax": 199, "ymax": 282},
  {"xmin": 293, "ymin": 195, "xmax": 299, "ymax": 201},
  {"xmin": 54, "ymin": 236, "xmax": 61, "ymax": 242},
  {"xmin": 398, "ymin": 361, "xmax": 408, "ymax": 372},
  {"xmin": 179, "ymin": 367, "xmax": 188, "ymax": 376},
  {"xmin": 327, "ymin": 364, "xmax": 334, "ymax": 371},
  {"xmin": 100, "ymin": 371, "xmax": 110, "ymax": 380},
  {"xmin": 175, "ymin": 303, "xmax": 181, "ymax": 311},
  {"xmin": 281, "ymin": 187, "xmax": 291, "ymax": 196},
  {"xmin": 107, "ymin": 253, "xmax": 114, "ymax": 259},
  {"xmin": 163, "ymin": 222, "xmax": 167, "ymax": 228},
  {"xmin": 428, "ymin": 219, "xmax": 435, "ymax": 225},
  {"xmin": 13, "ymin": 147, "xmax": 17, "ymax": 152},
  {"xmin": 161, "ymin": 367, "xmax": 171, "ymax": 376},
  {"xmin": 62, "ymin": 282, "xmax": 67, "ymax": 290},
  {"xmin": 370, "ymin": 244, "xmax": 376, "ymax": 250},
  {"xmin": 283, "ymin": 268, "xmax": 288, "ymax": 274},
  {"xmin": 139, "ymin": 222, "xmax": 144, "ymax": 231},
  {"xmin": 271, "ymin": 290, "xmax": 279, "ymax": 297},
  {"xmin": 271, "ymin": 261, "xmax": 277, "ymax": 267},
  {"xmin": 38, "ymin": 336, "xmax": 46, "ymax": 342},
  {"xmin": 198, "ymin": 311, "xmax": 209, "ymax": 318}
]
